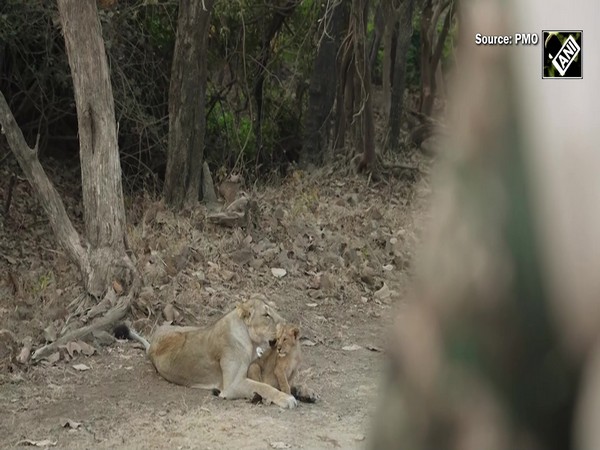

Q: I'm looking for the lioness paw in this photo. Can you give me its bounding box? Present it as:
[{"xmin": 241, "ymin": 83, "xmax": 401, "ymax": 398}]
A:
[{"xmin": 277, "ymin": 394, "xmax": 298, "ymax": 409}]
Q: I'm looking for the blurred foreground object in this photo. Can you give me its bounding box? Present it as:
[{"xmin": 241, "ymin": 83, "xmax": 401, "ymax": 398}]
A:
[{"xmin": 369, "ymin": 0, "xmax": 600, "ymax": 449}]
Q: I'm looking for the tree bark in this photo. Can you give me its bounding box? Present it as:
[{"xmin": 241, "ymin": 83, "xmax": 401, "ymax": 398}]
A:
[
  {"xmin": 332, "ymin": 0, "xmax": 376, "ymax": 172},
  {"xmin": 352, "ymin": 0, "xmax": 376, "ymax": 172},
  {"xmin": 164, "ymin": 0, "xmax": 214, "ymax": 209},
  {"xmin": 418, "ymin": 0, "xmax": 434, "ymax": 115},
  {"xmin": 333, "ymin": 37, "xmax": 353, "ymax": 151},
  {"xmin": 381, "ymin": 1, "xmax": 399, "ymax": 120},
  {"xmin": 57, "ymin": 0, "xmax": 129, "ymax": 297},
  {"xmin": 252, "ymin": 0, "xmax": 300, "ymax": 164},
  {"xmin": 301, "ymin": 0, "xmax": 349, "ymax": 167},
  {"xmin": 418, "ymin": 0, "xmax": 453, "ymax": 116},
  {"xmin": 368, "ymin": 2, "xmax": 385, "ymax": 77},
  {"xmin": 388, "ymin": 0, "xmax": 415, "ymax": 152}
]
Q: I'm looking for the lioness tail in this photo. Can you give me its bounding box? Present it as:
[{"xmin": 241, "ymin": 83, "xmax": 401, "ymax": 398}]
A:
[{"xmin": 113, "ymin": 323, "xmax": 150, "ymax": 353}]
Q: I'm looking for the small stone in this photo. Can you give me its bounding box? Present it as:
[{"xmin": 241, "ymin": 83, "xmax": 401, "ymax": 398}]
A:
[
  {"xmin": 360, "ymin": 266, "xmax": 377, "ymax": 285},
  {"xmin": 374, "ymin": 283, "xmax": 391, "ymax": 301},
  {"xmin": 231, "ymin": 248, "xmax": 253, "ymax": 266},
  {"xmin": 320, "ymin": 272, "xmax": 334, "ymax": 291},
  {"xmin": 271, "ymin": 268, "xmax": 287, "ymax": 278},
  {"xmin": 342, "ymin": 344, "xmax": 362, "ymax": 351}
]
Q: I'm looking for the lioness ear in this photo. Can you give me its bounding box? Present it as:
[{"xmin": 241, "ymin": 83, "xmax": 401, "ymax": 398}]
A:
[{"xmin": 236, "ymin": 301, "xmax": 252, "ymax": 320}]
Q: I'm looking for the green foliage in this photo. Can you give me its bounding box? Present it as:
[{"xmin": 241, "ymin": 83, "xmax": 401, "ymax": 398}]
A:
[
  {"xmin": 205, "ymin": 0, "xmax": 319, "ymax": 178},
  {"xmin": 405, "ymin": 10, "xmax": 423, "ymax": 88},
  {"xmin": 145, "ymin": 8, "xmax": 175, "ymax": 52},
  {"xmin": 404, "ymin": 6, "xmax": 457, "ymax": 88},
  {"xmin": 440, "ymin": 10, "xmax": 458, "ymax": 71},
  {"xmin": 206, "ymin": 106, "xmax": 256, "ymax": 167},
  {"xmin": 33, "ymin": 272, "xmax": 54, "ymax": 296},
  {"xmin": 2, "ymin": 0, "xmax": 456, "ymax": 189}
]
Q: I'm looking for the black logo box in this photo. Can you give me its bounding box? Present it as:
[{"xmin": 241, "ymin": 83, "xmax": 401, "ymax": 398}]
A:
[{"xmin": 542, "ymin": 30, "xmax": 583, "ymax": 79}]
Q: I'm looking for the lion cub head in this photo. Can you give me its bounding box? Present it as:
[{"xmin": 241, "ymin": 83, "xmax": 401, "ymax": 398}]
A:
[
  {"xmin": 275, "ymin": 323, "xmax": 300, "ymax": 357},
  {"xmin": 236, "ymin": 297, "xmax": 283, "ymax": 345}
]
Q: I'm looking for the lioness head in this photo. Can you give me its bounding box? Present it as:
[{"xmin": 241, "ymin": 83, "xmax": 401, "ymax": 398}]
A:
[
  {"xmin": 275, "ymin": 323, "xmax": 300, "ymax": 357},
  {"xmin": 236, "ymin": 297, "xmax": 284, "ymax": 345}
]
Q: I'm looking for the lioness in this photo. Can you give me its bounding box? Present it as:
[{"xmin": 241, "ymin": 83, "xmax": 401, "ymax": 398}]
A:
[
  {"xmin": 114, "ymin": 297, "xmax": 298, "ymax": 409},
  {"xmin": 248, "ymin": 323, "xmax": 301, "ymax": 395}
]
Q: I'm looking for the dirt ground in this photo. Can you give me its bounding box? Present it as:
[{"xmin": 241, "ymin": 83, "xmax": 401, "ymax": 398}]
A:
[{"xmin": 0, "ymin": 157, "xmax": 430, "ymax": 449}]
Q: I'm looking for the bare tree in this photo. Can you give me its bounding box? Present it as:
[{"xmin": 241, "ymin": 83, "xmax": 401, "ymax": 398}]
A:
[
  {"xmin": 1, "ymin": 0, "xmax": 135, "ymax": 298},
  {"xmin": 418, "ymin": 0, "xmax": 454, "ymax": 116},
  {"xmin": 381, "ymin": 0, "xmax": 401, "ymax": 120},
  {"xmin": 301, "ymin": 0, "xmax": 349, "ymax": 167},
  {"xmin": 252, "ymin": 0, "xmax": 301, "ymax": 163},
  {"xmin": 334, "ymin": 0, "xmax": 376, "ymax": 172},
  {"xmin": 0, "ymin": 0, "xmax": 139, "ymax": 359},
  {"xmin": 56, "ymin": 0, "xmax": 134, "ymax": 298},
  {"xmin": 368, "ymin": 2, "xmax": 384, "ymax": 76},
  {"xmin": 387, "ymin": 0, "xmax": 415, "ymax": 152},
  {"xmin": 164, "ymin": 0, "xmax": 215, "ymax": 209}
]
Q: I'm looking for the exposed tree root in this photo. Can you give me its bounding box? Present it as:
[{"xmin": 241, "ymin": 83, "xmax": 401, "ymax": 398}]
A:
[{"xmin": 32, "ymin": 269, "xmax": 141, "ymax": 361}]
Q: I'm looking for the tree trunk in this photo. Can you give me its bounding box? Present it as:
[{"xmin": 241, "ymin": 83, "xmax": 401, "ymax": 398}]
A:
[
  {"xmin": 164, "ymin": 0, "xmax": 214, "ymax": 209},
  {"xmin": 418, "ymin": 0, "xmax": 453, "ymax": 116},
  {"xmin": 57, "ymin": 0, "xmax": 128, "ymax": 297},
  {"xmin": 368, "ymin": 2, "xmax": 384, "ymax": 77},
  {"xmin": 381, "ymin": 1, "xmax": 399, "ymax": 120},
  {"xmin": 333, "ymin": 38, "xmax": 353, "ymax": 151},
  {"xmin": 352, "ymin": 0, "xmax": 376, "ymax": 172},
  {"xmin": 301, "ymin": 1, "xmax": 349, "ymax": 167},
  {"xmin": 388, "ymin": 0, "xmax": 415, "ymax": 152},
  {"xmin": 418, "ymin": 0, "xmax": 434, "ymax": 115},
  {"xmin": 333, "ymin": 0, "xmax": 376, "ymax": 172},
  {"xmin": 252, "ymin": 0, "xmax": 300, "ymax": 165}
]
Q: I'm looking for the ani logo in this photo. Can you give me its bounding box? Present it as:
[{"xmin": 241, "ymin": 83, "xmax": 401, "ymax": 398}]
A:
[{"xmin": 542, "ymin": 31, "xmax": 582, "ymax": 79}]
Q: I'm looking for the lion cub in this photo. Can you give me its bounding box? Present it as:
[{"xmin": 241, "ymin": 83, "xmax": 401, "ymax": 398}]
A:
[{"xmin": 248, "ymin": 323, "xmax": 301, "ymax": 397}]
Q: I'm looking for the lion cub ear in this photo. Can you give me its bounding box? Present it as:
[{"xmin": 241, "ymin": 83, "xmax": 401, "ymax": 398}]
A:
[
  {"xmin": 291, "ymin": 326, "xmax": 300, "ymax": 340},
  {"xmin": 276, "ymin": 323, "xmax": 284, "ymax": 336},
  {"xmin": 236, "ymin": 301, "xmax": 252, "ymax": 320}
]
